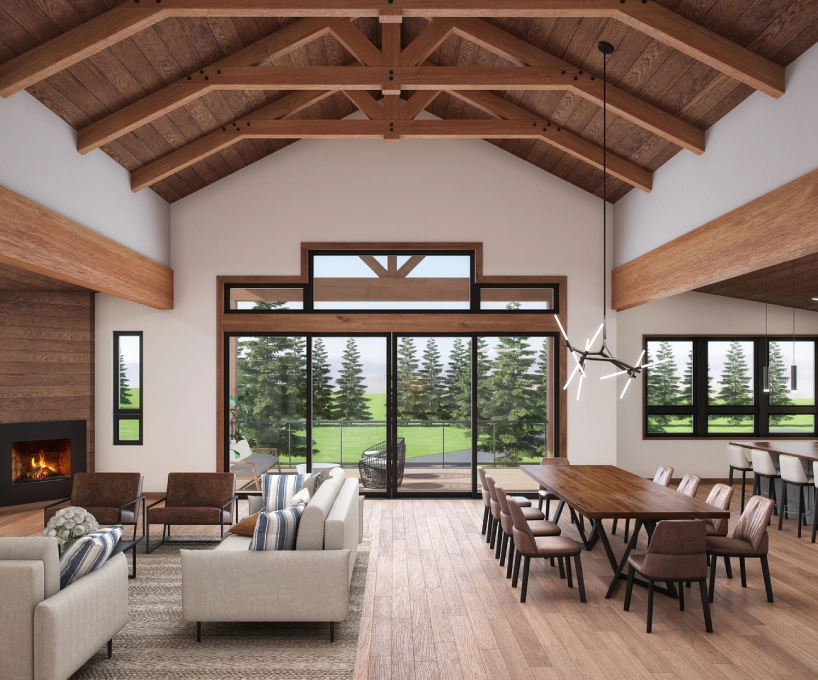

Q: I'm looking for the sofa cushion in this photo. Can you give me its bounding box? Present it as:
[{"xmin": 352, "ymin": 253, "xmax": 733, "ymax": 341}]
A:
[
  {"xmin": 0, "ymin": 536, "xmax": 60, "ymax": 599},
  {"xmin": 59, "ymin": 525, "xmax": 123, "ymax": 589},
  {"xmin": 214, "ymin": 534, "xmax": 253, "ymax": 551},
  {"xmin": 228, "ymin": 513, "xmax": 260, "ymax": 537},
  {"xmin": 250, "ymin": 504, "xmax": 306, "ymax": 551},
  {"xmin": 296, "ymin": 468, "xmax": 346, "ymax": 551},
  {"xmin": 261, "ymin": 473, "xmax": 308, "ymax": 512},
  {"xmin": 149, "ymin": 507, "xmax": 232, "ymax": 525}
]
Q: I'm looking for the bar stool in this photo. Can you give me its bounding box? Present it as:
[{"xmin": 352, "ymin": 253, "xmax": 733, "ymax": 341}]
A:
[
  {"xmin": 496, "ymin": 482, "xmax": 560, "ymax": 578},
  {"xmin": 778, "ymin": 454, "xmax": 814, "ymax": 537},
  {"xmin": 750, "ymin": 450, "xmax": 780, "ymax": 515},
  {"xmin": 537, "ymin": 457, "xmax": 569, "ymax": 522},
  {"xmin": 677, "ymin": 474, "xmax": 702, "ymax": 498},
  {"xmin": 727, "ymin": 444, "xmax": 753, "ymax": 512},
  {"xmin": 613, "ymin": 466, "xmax": 673, "ymax": 542},
  {"xmin": 484, "ymin": 473, "xmax": 540, "ymax": 556}
]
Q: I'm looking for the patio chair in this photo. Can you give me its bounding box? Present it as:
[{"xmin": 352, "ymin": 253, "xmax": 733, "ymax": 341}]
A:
[{"xmin": 358, "ymin": 438, "xmax": 405, "ymax": 489}]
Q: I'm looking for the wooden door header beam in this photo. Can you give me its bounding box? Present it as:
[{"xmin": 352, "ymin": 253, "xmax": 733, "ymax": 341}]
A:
[
  {"xmin": 611, "ymin": 168, "xmax": 818, "ymax": 312},
  {"xmin": 0, "ymin": 1, "xmax": 783, "ymax": 100},
  {"xmin": 0, "ymin": 185, "xmax": 173, "ymax": 309}
]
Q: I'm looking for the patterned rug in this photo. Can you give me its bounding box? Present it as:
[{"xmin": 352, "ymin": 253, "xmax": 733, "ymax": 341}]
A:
[{"xmin": 71, "ymin": 534, "xmax": 370, "ymax": 679}]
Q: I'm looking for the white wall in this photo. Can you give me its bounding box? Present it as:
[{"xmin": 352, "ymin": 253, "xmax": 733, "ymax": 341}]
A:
[
  {"xmin": 616, "ymin": 292, "xmax": 818, "ymax": 478},
  {"xmin": 0, "ymin": 91, "xmax": 170, "ymax": 265},
  {"xmin": 614, "ymin": 40, "xmax": 818, "ymax": 267},
  {"xmin": 95, "ymin": 127, "xmax": 617, "ymax": 490}
]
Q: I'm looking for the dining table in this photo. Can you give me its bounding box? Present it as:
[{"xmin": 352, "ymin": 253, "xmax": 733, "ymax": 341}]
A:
[{"xmin": 520, "ymin": 464, "xmax": 730, "ymax": 598}]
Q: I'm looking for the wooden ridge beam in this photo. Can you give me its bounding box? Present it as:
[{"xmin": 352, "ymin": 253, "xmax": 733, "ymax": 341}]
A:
[
  {"xmin": 448, "ymin": 89, "xmax": 651, "ymax": 192},
  {"xmin": 448, "ymin": 17, "xmax": 705, "ymax": 154},
  {"xmin": 76, "ymin": 17, "xmax": 341, "ymax": 154},
  {"xmin": 611, "ymin": 169, "xmax": 818, "ymax": 311},
  {"xmin": 130, "ymin": 90, "xmax": 334, "ymax": 191},
  {"xmin": 0, "ymin": 184, "xmax": 173, "ymax": 309}
]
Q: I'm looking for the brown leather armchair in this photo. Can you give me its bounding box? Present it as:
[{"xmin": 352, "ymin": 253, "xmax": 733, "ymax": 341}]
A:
[
  {"xmin": 44, "ymin": 472, "xmax": 144, "ymax": 540},
  {"xmin": 145, "ymin": 473, "xmax": 237, "ymax": 553}
]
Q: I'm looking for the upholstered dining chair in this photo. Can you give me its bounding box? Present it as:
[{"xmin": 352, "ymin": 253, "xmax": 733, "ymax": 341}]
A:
[
  {"xmin": 507, "ymin": 498, "xmax": 586, "ymax": 604},
  {"xmin": 778, "ymin": 454, "xmax": 814, "ymax": 537},
  {"xmin": 495, "ymin": 481, "xmax": 560, "ymax": 578},
  {"xmin": 727, "ymin": 444, "xmax": 753, "ymax": 512},
  {"xmin": 624, "ymin": 520, "xmax": 712, "ymax": 633},
  {"xmin": 813, "ymin": 461, "xmax": 818, "ymax": 544},
  {"xmin": 704, "ymin": 483, "xmax": 734, "ymax": 538},
  {"xmin": 677, "ymin": 474, "xmax": 702, "ymax": 498},
  {"xmin": 478, "ymin": 466, "xmax": 532, "ymax": 543},
  {"xmin": 613, "ymin": 465, "xmax": 674, "ymax": 543},
  {"xmin": 484, "ymin": 473, "xmax": 541, "ymax": 556},
  {"xmin": 537, "ymin": 457, "xmax": 569, "ymax": 522},
  {"xmin": 751, "ymin": 449, "xmax": 780, "ymax": 515},
  {"xmin": 706, "ymin": 495, "xmax": 775, "ymax": 603}
]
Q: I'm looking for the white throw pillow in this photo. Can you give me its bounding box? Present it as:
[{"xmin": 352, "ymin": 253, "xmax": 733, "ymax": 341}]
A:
[
  {"xmin": 59, "ymin": 525, "xmax": 123, "ymax": 589},
  {"xmin": 249, "ymin": 504, "xmax": 306, "ymax": 551},
  {"xmin": 287, "ymin": 486, "xmax": 311, "ymax": 507}
]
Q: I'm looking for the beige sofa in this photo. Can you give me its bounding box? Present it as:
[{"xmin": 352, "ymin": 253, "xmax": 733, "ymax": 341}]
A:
[
  {"xmin": 0, "ymin": 537, "xmax": 129, "ymax": 680},
  {"xmin": 180, "ymin": 468, "xmax": 360, "ymax": 642}
]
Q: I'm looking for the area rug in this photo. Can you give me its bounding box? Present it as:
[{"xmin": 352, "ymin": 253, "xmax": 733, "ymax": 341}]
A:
[{"xmin": 71, "ymin": 534, "xmax": 370, "ymax": 679}]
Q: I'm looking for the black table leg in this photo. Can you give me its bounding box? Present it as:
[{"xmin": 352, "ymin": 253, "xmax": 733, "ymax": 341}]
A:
[
  {"xmin": 605, "ymin": 519, "xmax": 643, "ymax": 599},
  {"xmin": 130, "ymin": 544, "xmax": 137, "ymax": 579},
  {"xmin": 569, "ymin": 508, "xmax": 599, "ymax": 550},
  {"xmin": 593, "ymin": 520, "xmax": 619, "ymax": 572}
]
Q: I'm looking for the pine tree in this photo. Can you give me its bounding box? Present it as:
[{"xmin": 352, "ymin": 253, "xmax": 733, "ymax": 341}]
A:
[
  {"xmin": 443, "ymin": 337, "xmax": 471, "ymax": 423},
  {"xmin": 475, "ymin": 336, "xmax": 493, "ymax": 419},
  {"xmin": 311, "ymin": 338, "xmax": 336, "ymax": 421},
  {"xmin": 419, "ymin": 338, "xmax": 446, "ymax": 419},
  {"xmin": 768, "ymin": 341, "xmax": 794, "ymax": 426},
  {"xmin": 335, "ymin": 338, "xmax": 372, "ymax": 420},
  {"xmin": 679, "ymin": 349, "xmax": 694, "ymax": 406},
  {"xmin": 717, "ymin": 341, "xmax": 753, "ymax": 423},
  {"xmin": 118, "ymin": 347, "xmax": 132, "ymax": 407},
  {"xmin": 397, "ymin": 337, "xmax": 426, "ymax": 419},
  {"xmin": 646, "ymin": 341, "xmax": 680, "ymax": 425},
  {"xmin": 535, "ymin": 339, "xmax": 549, "ymax": 411}
]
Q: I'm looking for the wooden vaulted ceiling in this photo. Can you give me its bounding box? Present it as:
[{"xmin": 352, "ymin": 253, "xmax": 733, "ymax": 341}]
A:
[{"xmin": 0, "ymin": 2, "xmax": 816, "ymax": 204}]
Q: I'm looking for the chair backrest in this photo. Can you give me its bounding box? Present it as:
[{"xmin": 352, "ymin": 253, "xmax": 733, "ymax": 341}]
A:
[
  {"xmin": 166, "ymin": 472, "xmax": 235, "ymax": 507},
  {"xmin": 779, "ymin": 454, "xmax": 809, "ymax": 484},
  {"xmin": 704, "ymin": 483, "xmax": 734, "ymax": 535},
  {"xmin": 653, "ymin": 466, "xmax": 674, "ymax": 486},
  {"xmin": 229, "ymin": 438, "xmax": 253, "ymax": 460},
  {"xmin": 72, "ymin": 472, "xmax": 143, "ymax": 509},
  {"xmin": 483, "ymin": 473, "xmax": 498, "ymax": 502},
  {"xmin": 731, "ymin": 495, "xmax": 775, "ymax": 552},
  {"xmin": 540, "ymin": 457, "xmax": 570, "ymax": 467},
  {"xmin": 507, "ymin": 498, "xmax": 537, "ymax": 554},
  {"xmin": 677, "ymin": 474, "xmax": 701, "ymax": 498},
  {"xmin": 750, "ymin": 450, "xmax": 778, "ymax": 476},
  {"xmin": 494, "ymin": 483, "xmax": 515, "ymax": 534},
  {"xmin": 477, "ymin": 466, "xmax": 491, "ymax": 508},
  {"xmin": 814, "ymin": 461, "xmax": 818, "ymax": 488},
  {"xmin": 727, "ymin": 444, "xmax": 752, "ymax": 470},
  {"xmin": 642, "ymin": 520, "xmax": 707, "ymax": 579}
]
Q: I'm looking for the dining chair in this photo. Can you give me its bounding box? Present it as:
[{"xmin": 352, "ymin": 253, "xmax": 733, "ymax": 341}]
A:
[
  {"xmin": 484, "ymin": 473, "xmax": 541, "ymax": 555},
  {"xmin": 496, "ymin": 481, "xmax": 560, "ymax": 578},
  {"xmin": 727, "ymin": 444, "xmax": 753, "ymax": 512},
  {"xmin": 537, "ymin": 457, "xmax": 569, "ymax": 522},
  {"xmin": 507, "ymin": 498, "xmax": 586, "ymax": 604},
  {"xmin": 750, "ymin": 450, "xmax": 780, "ymax": 515},
  {"xmin": 677, "ymin": 474, "xmax": 702, "ymax": 498},
  {"xmin": 624, "ymin": 520, "xmax": 711, "ymax": 633},
  {"xmin": 778, "ymin": 454, "xmax": 813, "ymax": 537},
  {"xmin": 704, "ymin": 483, "xmax": 734, "ymax": 537},
  {"xmin": 477, "ymin": 466, "xmax": 492, "ymax": 537},
  {"xmin": 706, "ymin": 495, "xmax": 775, "ymax": 603},
  {"xmin": 812, "ymin": 461, "xmax": 818, "ymax": 544},
  {"xmin": 613, "ymin": 465, "xmax": 674, "ymax": 543}
]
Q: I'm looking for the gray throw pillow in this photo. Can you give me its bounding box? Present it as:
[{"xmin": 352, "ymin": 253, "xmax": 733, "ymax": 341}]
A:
[{"xmin": 300, "ymin": 468, "xmax": 332, "ymax": 496}]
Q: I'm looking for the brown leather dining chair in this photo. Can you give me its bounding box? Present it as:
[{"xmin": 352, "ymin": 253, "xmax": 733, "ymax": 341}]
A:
[
  {"xmin": 479, "ymin": 466, "xmax": 532, "ymax": 543},
  {"xmin": 704, "ymin": 483, "xmax": 734, "ymax": 538},
  {"xmin": 537, "ymin": 457, "xmax": 569, "ymax": 521},
  {"xmin": 624, "ymin": 519, "xmax": 712, "ymax": 633},
  {"xmin": 484, "ymin": 473, "xmax": 541, "ymax": 556},
  {"xmin": 613, "ymin": 465, "xmax": 674, "ymax": 542},
  {"xmin": 677, "ymin": 474, "xmax": 702, "ymax": 498},
  {"xmin": 507, "ymin": 498, "xmax": 585, "ymax": 604},
  {"xmin": 706, "ymin": 495, "xmax": 775, "ymax": 603},
  {"xmin": 495, "ymin": 481, "xmax": 560, "ymax": 579}
]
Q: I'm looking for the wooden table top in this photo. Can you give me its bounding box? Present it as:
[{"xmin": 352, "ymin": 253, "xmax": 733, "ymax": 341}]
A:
[
  {"xmin": 520, "ymin": 465, "xmax": 730, "ymax": 521},
  {"xmin": 731, "ymin": 440, "xmax": 818, "ymax": 462}
]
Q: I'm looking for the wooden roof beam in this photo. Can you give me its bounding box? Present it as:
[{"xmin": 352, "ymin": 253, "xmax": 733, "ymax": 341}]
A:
[
  {"xmin": 76, "ymin": 17, "xmax": 343, "ymax": 154},
  {"xmin": 448, "ymin": 17, "xmax": 705, "ymax": 154},
  {"xmin": 399, "ymin": 91, "xmax": 441, "ymax": 119},
  {"xmin": 401, "ymin": 20, "xmax": 454, "ymax": 66},
  {"xmin": 342, "ymin": 90, "xmax": 384, "ymax": 118}
]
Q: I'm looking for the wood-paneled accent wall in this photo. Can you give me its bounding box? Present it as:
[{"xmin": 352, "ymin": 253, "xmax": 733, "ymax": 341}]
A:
[{"xmin": 0, "ymin": 292, "xmax": 95, "ymax": 472}]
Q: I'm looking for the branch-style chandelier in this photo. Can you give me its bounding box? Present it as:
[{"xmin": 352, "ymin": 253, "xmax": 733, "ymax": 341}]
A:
[{"xmin": 555, "ymin": 42, "xmax": 667, "ymax": 400}]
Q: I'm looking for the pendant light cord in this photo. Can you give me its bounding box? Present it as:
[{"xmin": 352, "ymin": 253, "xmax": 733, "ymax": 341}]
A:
[{"xmin": 602, "ymin": 48, "xmax": 608, "ymax": 340}]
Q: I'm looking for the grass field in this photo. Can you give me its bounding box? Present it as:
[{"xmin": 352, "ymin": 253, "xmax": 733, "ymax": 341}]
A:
[
  {"xmin": 648, "ymin": 409, "xmax": 816, "ymax": 435},
  {"xmin": 118, "ymin": 418, "xmax": 141, "ymax": 441},
  {"xmin": 120, "ymin": 388, "xmax": 140, "ymax": 409}
]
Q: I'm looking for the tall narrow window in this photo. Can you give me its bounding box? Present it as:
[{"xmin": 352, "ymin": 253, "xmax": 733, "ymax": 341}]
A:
[{"xmin": 114, "ymin": 332, "xmax": 142, "ymax": 445}]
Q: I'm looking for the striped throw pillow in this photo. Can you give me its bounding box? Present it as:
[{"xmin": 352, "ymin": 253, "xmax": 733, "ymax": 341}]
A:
[
  {"xmin": 59, "ymin": 525, "xmax": 123, "ymax": 589},
  {"xmin": 261, "ymin": 473, "xmax": 308, "ymax": 512},
  {"xmin": 249, "ymin": 504, "xmax": 306, "ymax": 551}
]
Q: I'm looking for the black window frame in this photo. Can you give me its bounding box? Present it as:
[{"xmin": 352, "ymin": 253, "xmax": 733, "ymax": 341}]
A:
[
  {"xmin": 644, "ymin": 335, "xmax": 818, "ymax": 439},
  {"xmin": 113, "ymin": 331, "xmax": 143, "ymax": 446}
]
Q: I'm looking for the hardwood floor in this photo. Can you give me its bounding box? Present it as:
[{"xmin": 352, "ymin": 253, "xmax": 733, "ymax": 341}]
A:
[{"xmin": 3, "ymin": 483, "xmax": 818, "ymax": 679}]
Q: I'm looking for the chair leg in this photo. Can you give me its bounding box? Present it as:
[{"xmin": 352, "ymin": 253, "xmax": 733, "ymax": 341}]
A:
[
  {"xmin": 538, "ymin": 494, "xmax": 544, "ymax": 511},
  {"xmin": 507, "ymin": 542, "xmax": 515, "ymax": 579},
  {"xmin": 494, "ymin": 527, "xmax": 503, "ymax": 559},
  {"xmin": 107, "ymin": 639, "xmax": 112, "ymax": 659},
  {"xmin": 611, "ymin": 518, "xmax": 618, "ymax": 535},
  {"xmin": 520, "ymin": 556, "xmax": 531, "ymax": 603},
  {"xmin": 709, "ymin": 553, "xmax": 717, "ymax": 602},
  {"xmin": 741, "ymin": 470, "xmax": 747, "ymax": 513},
  {"xmin": 196, "ymin": 622, "xmax": 202, "ymax": 643},
  {"xmin": 574, "ymin": 555, "xmax": 586, "ymax": 603},
  {"xmin": 481, "ymin": 506, "xmax": 489, "ymax": 535},
  {"xmin": 624, "ymin": 565, "xmax": 635, "ymax": 611},
  {"xmin": 679, "ymin": 581, "xmax": 684, "ymax": 611},
  {"xmin": 490, "ymin": 518, "xmax": 497, "ymax": 550},
  {"xmin": 623, "ymin": 519, "xmax": 631, "ymax": 544},
  {"xmin": 699, "ymin": 580, "xmax": 713, "ymax": 633},
  {"xmin": 739, "ymin": 557, "xmax": 747, "ymax": 587},
  {"xmin": 728, "ymin": 466, "xmax": 734, "ymax": 487},
  {"xmin": 565, "ymin": 554, "xmax": 573, "ymax": 589},
  {"xmin": 546, "ymin": 499, "xmax": 551, "ymax": 518},
  {"xmin": 724, "ymin": 556, "xmax": 732, "ymax": 579},
  {"xmin": 486, "ymin": 515, "xmax": 493, "ymax": 544},
  {"xmin": 512, "ymin": 551, "xmax": 522, "ymax": 587},
  {"xmin": 499, "ymin": 533, "xmax": 508, "ymax": 567},
  {"xmin": 557, "ymin": 556, "xmax": 565, "ymax": 579},
  {"xmin": 813, "ymin": 487, "xmax": 818, "ymax": 544},
  {"xmin": 778, "ymin": 481, "xmax": 787, "ymax": 530},
  {"xmin": 771, "ymin": 478, "xmax": 778, "ymax": 516},
  {"xmin": 799, "ymin": 486, "xmax": 806, "ymax": 538},
  {"xmin": 330, "ymin": 622, "xmax": 335, "ymax": 643},
  {"xmin": 752, "ymin": 474, "xmax": 759, "ymax": 497},
  {"xmin": 646, "ymin": 580, "xmax": 655, "ymax": 634},
  {"xmin": 760, "ymin": 555, "xmax": 774, "ymax": 603}
]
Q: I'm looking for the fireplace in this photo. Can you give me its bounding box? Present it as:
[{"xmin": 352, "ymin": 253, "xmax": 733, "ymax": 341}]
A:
[{"xmin": 0, "ymin": 421, "xmax": 86, "ymax": 506}]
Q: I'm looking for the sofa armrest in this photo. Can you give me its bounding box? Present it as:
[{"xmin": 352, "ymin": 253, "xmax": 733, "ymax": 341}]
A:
[
  {"xmin": 34, "ymin": 554, "xmax": 129, "ymax": 680},
  {"xmin": 181, "ymin": 549, "xmax": 350, "ymax": 623},
  {"xmin": 0, "ymin": 561, "xmax": 45, "ymax": 680}
]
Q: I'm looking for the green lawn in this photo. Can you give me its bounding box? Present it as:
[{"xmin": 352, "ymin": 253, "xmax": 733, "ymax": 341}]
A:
[
  {"xmin": 120, "ymin": 388, "xmax": 140, "ymax": 409},
  {"xmin": 118, "ymin": 418, "xmax": 140, "ymax": 442},
  {"xmin": 648, "ymin": 412, "xmax": 815, "ymax": 434}
]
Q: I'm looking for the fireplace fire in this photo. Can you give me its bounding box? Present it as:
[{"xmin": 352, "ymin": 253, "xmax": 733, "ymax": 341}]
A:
[{"xmin": 12, "ymin": 438, "xmax": 71, "ymax": 485}]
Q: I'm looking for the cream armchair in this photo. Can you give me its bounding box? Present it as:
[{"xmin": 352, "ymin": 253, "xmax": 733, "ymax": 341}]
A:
[{"xmin": 0, "ymin": 537, "xmax": 129, "ymax": 680}]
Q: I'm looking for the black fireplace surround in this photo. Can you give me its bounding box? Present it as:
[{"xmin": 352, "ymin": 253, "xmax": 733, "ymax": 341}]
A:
[{"xmin": 0, "ymin": 420, "xmax": 87, "ymax": 507}]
